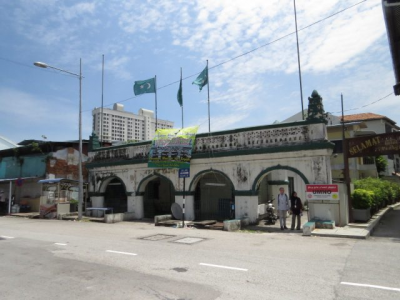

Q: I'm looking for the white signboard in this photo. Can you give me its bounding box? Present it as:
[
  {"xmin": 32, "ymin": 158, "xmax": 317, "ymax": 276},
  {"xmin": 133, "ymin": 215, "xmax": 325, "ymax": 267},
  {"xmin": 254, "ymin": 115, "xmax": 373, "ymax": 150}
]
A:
[{"xmin": 306, "ymin": 184, "xmax": 339, "ymax": 201}]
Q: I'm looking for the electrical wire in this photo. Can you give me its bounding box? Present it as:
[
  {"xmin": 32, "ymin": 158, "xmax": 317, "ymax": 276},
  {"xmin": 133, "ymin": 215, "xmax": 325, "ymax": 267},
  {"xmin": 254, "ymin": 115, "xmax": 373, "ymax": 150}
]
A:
[
  {"xmin": 331, "ymin": 92, "xmax": 394, "ymax": 114},
  {"xmin": 93, "ymin": 0, "xmax": 368, "ymax": 110},
  {"xmin": 0, "ymin": 56, "xmax": 78, "ymax": 78},
  {"xmin": 1, "ymin": 0, "xmax": 370, "ymax": 111}
]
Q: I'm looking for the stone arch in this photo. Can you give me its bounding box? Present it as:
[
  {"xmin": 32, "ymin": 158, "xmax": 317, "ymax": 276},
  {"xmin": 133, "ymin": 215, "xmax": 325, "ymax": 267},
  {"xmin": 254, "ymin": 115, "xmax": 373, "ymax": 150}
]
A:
[
  {"xmin": 252, "ymin": 165, "xmax": 309, "ymax": 194},
  {"xmin": 101, "ymin": 176, "xmax": 128, "ymax": 213},
  {"xmin": 136, "ymin": 172, "xmax": 176, "ymax": 195},
  {"xmin": 137, "ymin": 172, "xmax": 176, "ymax": 219},
  {"xmin": 188, "ymin": 169, "xmax": 235, "ymax": 192},
  {"xmin": 189, "ymin": 169, "xmax": 235, "ymax": 221},
  {"xmin": 99, "ymin": 175, "xmax": 129, "ymax": 194}
]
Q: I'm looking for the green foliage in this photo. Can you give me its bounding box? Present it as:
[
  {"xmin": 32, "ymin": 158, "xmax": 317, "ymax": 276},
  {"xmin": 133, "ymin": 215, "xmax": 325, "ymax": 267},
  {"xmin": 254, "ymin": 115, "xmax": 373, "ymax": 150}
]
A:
[
  {"xmin": 352, "ymin": 189, "xmax": 374, "ymax": 209},
  {"xmin": 375, "ymin": 155, "xmax": 388, "ymax": 175},
  {"xmin": 69, "ymin": 199, "xmax": 78, "ymax": 204},
  {"xmin": 354, "ymin": 177, "xmax": 400, "ymax": 208}
]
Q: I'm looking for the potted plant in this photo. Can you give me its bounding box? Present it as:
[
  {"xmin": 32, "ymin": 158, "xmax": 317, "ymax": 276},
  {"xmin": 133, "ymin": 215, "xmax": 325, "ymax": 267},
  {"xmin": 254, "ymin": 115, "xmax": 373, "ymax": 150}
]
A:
[
  {"xmin": 352, "ymin": 189, "xmax": 373, "ymax": 222},
  {"xmin": 70, "ymin": 199, "xmax": 78, "ymax": 212}
]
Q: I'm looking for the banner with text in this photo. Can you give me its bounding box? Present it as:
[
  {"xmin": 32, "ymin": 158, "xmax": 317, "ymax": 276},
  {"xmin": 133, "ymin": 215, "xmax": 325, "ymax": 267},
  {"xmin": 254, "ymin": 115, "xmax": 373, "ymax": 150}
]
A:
[
  {"xmin": 148, "ymin": 126, "xmax": 199, "ymax": 169},
  {"xmin": 306, "ymin": 184, "xmax": 339, "ymax": 201}
]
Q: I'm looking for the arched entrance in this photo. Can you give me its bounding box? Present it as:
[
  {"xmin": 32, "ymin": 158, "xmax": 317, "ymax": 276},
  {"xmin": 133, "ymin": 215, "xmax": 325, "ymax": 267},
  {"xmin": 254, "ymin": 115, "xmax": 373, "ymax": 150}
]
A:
[
  {"xmin": 104, "ymin": 178, "xmax": 127, "ymax": 213},
  {"xmin": 143, "ymin": 177, "xmax": 175, "ymax": 218},
  {"xmin": 253, "ymin": 165, "xmax": 309, "ymax": 211},
  {"xmin": 193, "ymin": 172, "xmax": 234, "ymax": 221}
]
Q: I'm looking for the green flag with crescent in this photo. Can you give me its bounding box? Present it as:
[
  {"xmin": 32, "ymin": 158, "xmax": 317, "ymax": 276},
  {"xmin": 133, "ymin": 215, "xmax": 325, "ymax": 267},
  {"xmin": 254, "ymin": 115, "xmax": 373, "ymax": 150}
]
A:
[
  {"xmin": 192, "ymin": 65, "xmax": 208, "ymax": 91},
  {"xmin": 134, "ymin": 78, "xmax": 156, "ymax": 95}
]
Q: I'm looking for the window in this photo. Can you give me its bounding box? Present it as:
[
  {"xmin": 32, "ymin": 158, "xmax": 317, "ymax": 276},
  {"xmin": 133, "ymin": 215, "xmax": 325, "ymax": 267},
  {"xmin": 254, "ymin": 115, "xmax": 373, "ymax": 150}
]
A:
[{"xmin": 332, "ymin": 140, "xmax": 343, "ymax": 153}]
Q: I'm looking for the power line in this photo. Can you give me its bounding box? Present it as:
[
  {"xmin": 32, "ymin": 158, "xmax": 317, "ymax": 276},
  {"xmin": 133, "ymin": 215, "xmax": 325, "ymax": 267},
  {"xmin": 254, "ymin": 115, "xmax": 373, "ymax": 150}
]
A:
[
  {"xmin": 1, "ymin": 0, "xmax": 369, "ymax": 112},
  {"xmin": 332, "ymin": 92, "xmax": 394, "ymax": 114},
  {"xmin": 0, "ymin": 56, "xmax": 77, "ymax": 78},
  {"xmin": 94, "ymin": 0, "xmax": 368, "ymax": 111}
]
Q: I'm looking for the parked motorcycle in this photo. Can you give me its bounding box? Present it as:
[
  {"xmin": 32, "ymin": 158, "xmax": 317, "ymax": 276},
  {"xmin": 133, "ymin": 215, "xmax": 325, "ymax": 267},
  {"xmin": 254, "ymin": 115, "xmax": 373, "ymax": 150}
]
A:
[{"xmin": 264, "ymin": 200, "xmax": 277, "ymax": 225}]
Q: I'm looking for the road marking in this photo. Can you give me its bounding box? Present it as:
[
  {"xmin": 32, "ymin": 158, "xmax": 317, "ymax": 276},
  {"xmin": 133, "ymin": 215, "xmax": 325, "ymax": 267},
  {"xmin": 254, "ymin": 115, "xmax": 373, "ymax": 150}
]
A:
[
  {"xmin": 341, "ymin": 282, "xmax": 400, "ymax": 292},
  {"xmin": 1, "ymin": 236, "xmax": 15, "ymax": 239},
  {"xmin": 54, "ymin": 243, "xmax": 67, "ymax": 246},
  {"xmin": 106, "ymin": 250, "xmax": 137, "ymax": 256},
  {"xmin": 199, "ymin": 263, "xmax": 248, "ymax": 272}
]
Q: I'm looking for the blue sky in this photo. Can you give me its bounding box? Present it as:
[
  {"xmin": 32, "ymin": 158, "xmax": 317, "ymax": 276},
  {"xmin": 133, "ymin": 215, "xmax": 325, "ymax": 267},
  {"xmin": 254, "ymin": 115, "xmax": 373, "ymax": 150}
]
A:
[{"xmin": 0, "ymin": 0, "xmax": 398, "ymax": 143}]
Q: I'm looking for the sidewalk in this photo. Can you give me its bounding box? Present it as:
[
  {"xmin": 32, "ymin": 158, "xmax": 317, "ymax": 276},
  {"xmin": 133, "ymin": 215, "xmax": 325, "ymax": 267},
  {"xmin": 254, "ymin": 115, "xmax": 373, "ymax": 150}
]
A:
[{"xmin": 311, "ymin": 202, "xmax": 400, "ymax": 239}]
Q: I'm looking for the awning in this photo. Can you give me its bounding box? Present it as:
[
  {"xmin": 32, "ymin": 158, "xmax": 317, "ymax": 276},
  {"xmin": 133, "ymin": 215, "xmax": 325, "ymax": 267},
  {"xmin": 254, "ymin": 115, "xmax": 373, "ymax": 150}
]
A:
[
  {"xmin": 0, "ymin": 176, "xmax": 40, "ymax": 183},
  {"xmin": 38, "ymin": 178, "xmax": 88, "ymax": 185}
]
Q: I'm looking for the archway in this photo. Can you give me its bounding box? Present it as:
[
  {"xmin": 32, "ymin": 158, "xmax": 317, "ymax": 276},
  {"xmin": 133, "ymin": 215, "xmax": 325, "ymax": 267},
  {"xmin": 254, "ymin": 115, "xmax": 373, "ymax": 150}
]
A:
[
  {"xmin": 193, "ymin": 171, "xmax": 234, "ymax": 221},
  {"xmin": 143, "ymin": 176, "xmax": 175, "ymax": 219},
  {"xmin": 104, "ymin": 178, "xmax": 127, "ymax": 213},
  {"xmin": 253, "ymin": 165, "xmax": 309, "ymax": 211}
]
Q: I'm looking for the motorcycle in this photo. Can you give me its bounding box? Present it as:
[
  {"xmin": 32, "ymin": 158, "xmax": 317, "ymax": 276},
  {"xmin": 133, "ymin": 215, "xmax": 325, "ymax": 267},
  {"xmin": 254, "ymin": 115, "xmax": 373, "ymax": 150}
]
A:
[{"xmin": 264, "ymin": 200, "xmax": 277, "ymax": 225}]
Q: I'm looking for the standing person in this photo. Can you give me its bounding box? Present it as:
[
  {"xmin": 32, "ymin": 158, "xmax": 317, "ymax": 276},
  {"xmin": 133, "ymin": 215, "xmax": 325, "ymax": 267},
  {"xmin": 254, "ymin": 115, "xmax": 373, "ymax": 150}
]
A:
[
  {"xmin": 277, "ymin": 187, "xmax": 289, "ymax": 230},
  {"xmin": 290, "ymin": 191, "xmax": 303, "ymax": 230}
]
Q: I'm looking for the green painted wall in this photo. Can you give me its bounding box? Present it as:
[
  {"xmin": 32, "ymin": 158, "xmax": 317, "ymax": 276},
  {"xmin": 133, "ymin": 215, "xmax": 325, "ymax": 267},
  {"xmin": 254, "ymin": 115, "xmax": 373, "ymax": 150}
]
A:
[{"xmin": 0, "ymin": 155, "xmax": 47, "ymax": 179}]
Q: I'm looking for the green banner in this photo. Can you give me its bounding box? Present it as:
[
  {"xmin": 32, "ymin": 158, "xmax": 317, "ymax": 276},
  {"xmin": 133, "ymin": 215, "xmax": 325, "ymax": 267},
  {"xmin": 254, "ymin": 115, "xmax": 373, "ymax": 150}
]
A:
[{"xmin": 148, "ymin": 126, "xmax": 199, "ymax": 168}]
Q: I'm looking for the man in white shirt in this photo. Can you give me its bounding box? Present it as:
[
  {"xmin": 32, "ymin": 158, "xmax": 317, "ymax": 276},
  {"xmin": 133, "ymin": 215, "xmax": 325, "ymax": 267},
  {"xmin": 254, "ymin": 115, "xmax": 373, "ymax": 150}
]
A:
[{"xmin": 277, "ymin": 187, "xmax": 289, "ymax": 230}]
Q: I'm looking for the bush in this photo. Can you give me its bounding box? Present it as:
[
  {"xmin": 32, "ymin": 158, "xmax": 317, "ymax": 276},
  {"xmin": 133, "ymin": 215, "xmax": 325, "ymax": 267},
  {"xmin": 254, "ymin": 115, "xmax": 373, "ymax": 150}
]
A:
[
  {"xmin": 352, "ymin": 189, "xmax": 374, "ymax": 209},
  {"xmin": 354, "ymin": 177, "xmax": 400, "ymax": 208}
]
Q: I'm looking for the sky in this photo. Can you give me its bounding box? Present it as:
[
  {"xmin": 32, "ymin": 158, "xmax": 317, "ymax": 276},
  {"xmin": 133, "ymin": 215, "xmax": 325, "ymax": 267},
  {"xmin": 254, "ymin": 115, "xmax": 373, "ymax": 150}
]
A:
[{"xmin": 0, "ymin": 0, "xmax": 398, "ymax": 143}]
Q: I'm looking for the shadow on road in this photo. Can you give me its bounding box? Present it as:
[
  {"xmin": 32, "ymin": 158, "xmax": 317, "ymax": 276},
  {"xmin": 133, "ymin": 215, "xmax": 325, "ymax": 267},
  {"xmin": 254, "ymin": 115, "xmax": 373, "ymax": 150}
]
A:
[{"xmin": 371, "ymin": 207, "xmax": 400, "ymax": 241}]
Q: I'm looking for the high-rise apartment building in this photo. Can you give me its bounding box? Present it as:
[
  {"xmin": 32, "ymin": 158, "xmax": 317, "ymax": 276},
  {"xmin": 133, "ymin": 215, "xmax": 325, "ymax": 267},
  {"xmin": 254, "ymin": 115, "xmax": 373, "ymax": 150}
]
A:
[{"xmin": 92, "ymin": 104, "xmax": 174, "ymax": 143}]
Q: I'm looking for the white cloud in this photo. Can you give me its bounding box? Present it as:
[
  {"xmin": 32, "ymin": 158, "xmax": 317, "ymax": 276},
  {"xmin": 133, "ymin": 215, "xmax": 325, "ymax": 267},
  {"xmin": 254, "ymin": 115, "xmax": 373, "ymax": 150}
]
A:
[{"xmin": 0, "ymin": 87, "xmax": 91, "ymax": 141}]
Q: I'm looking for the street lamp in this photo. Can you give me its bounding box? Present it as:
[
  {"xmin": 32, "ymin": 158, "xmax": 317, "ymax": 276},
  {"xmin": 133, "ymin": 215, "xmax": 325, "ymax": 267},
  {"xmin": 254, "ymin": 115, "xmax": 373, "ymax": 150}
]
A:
[{"xmin": 34, "ymin": 59, "xmax": 84, "ymax": 220}]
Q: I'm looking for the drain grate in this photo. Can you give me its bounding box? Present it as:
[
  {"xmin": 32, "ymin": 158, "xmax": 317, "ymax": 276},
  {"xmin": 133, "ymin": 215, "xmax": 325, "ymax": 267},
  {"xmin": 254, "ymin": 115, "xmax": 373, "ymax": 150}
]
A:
[
  {"xmin": 172, "ymin": 237, "xmax": 205, "ymax": 245},
  {"xmin": 140, "ymin": 234, "xmax": 176, "ymax": 241}
]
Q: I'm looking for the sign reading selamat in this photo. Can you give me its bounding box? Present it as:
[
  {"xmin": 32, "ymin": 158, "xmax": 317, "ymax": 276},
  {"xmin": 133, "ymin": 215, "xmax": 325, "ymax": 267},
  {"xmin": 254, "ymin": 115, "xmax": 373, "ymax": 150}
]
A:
[
  {"xmin": 346, "ymin": 132, "xmax": 400, "ymax": 158},
  {"xmin": 148, "ymin": 126, "xmax": 199, "ymax": 169}
]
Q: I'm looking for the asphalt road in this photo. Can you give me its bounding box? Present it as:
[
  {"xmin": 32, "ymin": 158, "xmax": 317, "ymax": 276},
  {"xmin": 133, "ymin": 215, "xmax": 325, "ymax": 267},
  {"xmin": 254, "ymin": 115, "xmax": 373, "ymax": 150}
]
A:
[{"xmin": 0, "ymin": 216, "xmax": 399, "ymax": 300}]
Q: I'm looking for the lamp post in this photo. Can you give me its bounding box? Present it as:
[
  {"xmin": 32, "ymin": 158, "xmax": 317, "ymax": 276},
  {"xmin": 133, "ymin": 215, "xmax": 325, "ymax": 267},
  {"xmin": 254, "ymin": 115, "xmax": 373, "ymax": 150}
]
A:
[{"xmin": 34, "ymin": 59, "xmax": 84, "ymax": 220}]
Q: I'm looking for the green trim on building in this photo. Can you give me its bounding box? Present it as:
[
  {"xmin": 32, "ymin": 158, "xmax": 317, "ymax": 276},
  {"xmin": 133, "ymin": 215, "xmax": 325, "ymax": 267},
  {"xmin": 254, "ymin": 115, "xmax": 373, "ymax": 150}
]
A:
[
  {"xmin": 87, "ymin": 141, "xmax": 334, "ymax": 169},
  {"xmin": 234, "ymin": 190, "xmax": 256, "ymax": 196},
  {"xmin": 195, "ymin": 119, "xmax": 324, "ymax": 138},
  {"xmin": 175, "ymin": 191, "xmax": 195, "ymax": 196},
  {"xmin": 88, "ymin": 192, "xmax": 104, "ymax": 197},
  {"xmin": 89, "ymin": 119, "xmax": 325, "ymax": 153},
  {"xmin": 252, "ymin": 165, "xmax": 310, "ymax": 193},
  {"xmin": 86, "ymin": 159, "xmax": 147, "ymax": 169},
  {"xmin": 192, "ymin": 141, "xmax": 334, "ymax": 160},
  {"xmin": 267, "ymin": 180, "xmax": 289, "ymax": 185}
]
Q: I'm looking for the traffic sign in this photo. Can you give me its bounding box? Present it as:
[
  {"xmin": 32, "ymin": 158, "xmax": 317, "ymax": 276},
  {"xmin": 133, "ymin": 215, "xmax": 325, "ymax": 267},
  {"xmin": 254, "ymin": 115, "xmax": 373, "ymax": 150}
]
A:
[{"xmin": 179, "ymin": 168, "xmax": 190, "ymax": 178}]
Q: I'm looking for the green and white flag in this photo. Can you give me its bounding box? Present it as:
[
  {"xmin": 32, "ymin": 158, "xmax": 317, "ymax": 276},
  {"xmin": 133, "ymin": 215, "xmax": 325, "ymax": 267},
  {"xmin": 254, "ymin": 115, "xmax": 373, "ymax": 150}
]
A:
[
  {"xmin": 177, "ymin": 72, "xmax": 183, "ymax": 107},
  {"xmin": 134, "ymin": 77, "xmax": 156, "ymax": 95},
  {"xmin": 192, "ymin": 65, "xmax": 208, "ymax": 91}
]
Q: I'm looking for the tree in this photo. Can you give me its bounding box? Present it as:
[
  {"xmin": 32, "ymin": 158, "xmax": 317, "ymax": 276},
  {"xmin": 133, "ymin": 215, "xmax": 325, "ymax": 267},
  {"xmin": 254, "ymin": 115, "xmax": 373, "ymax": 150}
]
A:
[{"xmin": 375, "ymin": 155, "xmax": 388, "ymax": 176}]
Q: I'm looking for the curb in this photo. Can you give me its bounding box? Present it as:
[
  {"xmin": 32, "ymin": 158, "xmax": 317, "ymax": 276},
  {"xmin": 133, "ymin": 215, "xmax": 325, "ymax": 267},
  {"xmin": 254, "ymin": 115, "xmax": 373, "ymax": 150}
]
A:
[
  {"xmin": 311, "ymin": 202, "xmax": 400, "ymax": 240},
  {"xmin": 367, "ymin": 202, "xmax": 400, "ymax": 235}
]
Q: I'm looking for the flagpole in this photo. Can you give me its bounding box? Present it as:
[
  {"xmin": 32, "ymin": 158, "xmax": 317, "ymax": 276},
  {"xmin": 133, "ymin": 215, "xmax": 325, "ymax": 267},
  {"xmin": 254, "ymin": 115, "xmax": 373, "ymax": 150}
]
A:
[
  {"xmin": 207, "ymin": 60, "xmax": 210, "ymax": 133},
  {"xmin": 100, "ymin": 54, "xmax": 104, "ymax": 146},
  {"xmin": 293, "ymin": 0, "xmax": 304, "ymax": 120},
  {"xmin": 181, "ymin": 68, "xmax": 185, "ymax": 227},
  {"xmin": 181, "ymin": 67, "xmax": 184, "ymax": 128},
  {"xmin": 155, "ymin": 75, "xmax": 158, "ymax": 132}
]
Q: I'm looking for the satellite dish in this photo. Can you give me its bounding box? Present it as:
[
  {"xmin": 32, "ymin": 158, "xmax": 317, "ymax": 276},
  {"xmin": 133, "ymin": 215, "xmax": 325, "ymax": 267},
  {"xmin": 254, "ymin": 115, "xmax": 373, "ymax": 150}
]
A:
[{"xmin": 171, "ymin": 203, "xmax": 182, "ymax": 220}]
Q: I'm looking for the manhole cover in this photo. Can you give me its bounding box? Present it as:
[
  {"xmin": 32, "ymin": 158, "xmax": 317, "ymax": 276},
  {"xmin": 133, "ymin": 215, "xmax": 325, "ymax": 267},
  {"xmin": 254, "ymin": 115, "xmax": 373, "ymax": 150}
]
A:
[
  {"xmin": 172, "ymin": 237, "xmax": 205, "ymax": 245},
  {"xmin": 140, "ymin": 234, "xmax": 176, "ymax": 241}
]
